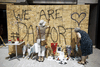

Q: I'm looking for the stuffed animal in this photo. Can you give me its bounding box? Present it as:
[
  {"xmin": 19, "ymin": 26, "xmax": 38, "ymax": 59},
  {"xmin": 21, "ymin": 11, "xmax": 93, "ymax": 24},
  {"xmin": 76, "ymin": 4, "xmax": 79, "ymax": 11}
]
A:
[
  {"xmin": 56, "ymin": 46, "xmax": 67, "ymax": 64},
  {"xmin": 56, "ymin": 51, "xmax": 67, "ymax": 64}
]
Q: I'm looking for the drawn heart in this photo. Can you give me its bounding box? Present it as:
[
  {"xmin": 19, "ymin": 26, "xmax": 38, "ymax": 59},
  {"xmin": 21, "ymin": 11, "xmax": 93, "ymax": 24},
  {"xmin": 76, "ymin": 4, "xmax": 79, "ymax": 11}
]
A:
[{"xmin": 71, "ymin": 12, "xmax": 86, "ymax": 26}]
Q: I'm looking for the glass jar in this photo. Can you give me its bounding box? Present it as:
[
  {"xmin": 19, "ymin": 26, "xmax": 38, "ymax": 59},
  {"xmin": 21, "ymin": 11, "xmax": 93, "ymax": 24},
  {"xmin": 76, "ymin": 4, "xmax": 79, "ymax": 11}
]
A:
[{"xmin": 8, "ymin": 40, "xmax": 11, "ymax": 43}]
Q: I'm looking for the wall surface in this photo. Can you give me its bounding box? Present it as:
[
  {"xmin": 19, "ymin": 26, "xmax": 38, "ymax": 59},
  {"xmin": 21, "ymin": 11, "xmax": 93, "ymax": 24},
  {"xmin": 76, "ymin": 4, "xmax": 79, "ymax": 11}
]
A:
[
  {"xmin": 6, "ymin": 5, "xmax": 90, "ymax": 47},
  {"xmin": 88, "ymin": 5, "xmax": 97, "ymax": 45}
]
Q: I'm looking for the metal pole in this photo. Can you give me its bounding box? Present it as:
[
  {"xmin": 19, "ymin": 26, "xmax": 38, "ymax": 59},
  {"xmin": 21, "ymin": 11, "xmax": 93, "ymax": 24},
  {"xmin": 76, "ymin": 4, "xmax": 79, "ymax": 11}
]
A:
[{"xmin": 15, "ymin": 45, "xmax": 17, "ymax": 57}]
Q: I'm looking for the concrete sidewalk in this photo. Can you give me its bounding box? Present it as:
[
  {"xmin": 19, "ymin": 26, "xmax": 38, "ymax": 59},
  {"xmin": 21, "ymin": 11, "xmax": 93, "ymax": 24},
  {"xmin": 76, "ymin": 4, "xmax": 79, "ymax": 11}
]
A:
[{"xmin": 0, "ymin": 46, "xmax": 100, "ymax": 67}]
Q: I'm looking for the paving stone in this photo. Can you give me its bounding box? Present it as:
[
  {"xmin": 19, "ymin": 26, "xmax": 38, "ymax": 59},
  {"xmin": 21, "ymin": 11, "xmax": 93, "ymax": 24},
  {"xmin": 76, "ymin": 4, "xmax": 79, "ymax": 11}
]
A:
[{"xmin": 0, "ymin": 47, "xmax": 100, "ymax": 67}]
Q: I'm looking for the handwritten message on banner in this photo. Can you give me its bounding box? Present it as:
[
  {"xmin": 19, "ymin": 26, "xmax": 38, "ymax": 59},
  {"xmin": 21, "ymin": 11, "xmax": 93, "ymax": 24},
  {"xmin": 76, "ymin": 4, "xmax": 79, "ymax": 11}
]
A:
[{"xmin": 7, "ymin": 5, "xmax": 90, "ymax": 47}]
